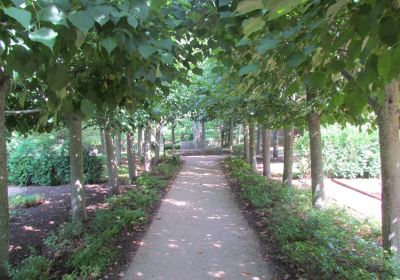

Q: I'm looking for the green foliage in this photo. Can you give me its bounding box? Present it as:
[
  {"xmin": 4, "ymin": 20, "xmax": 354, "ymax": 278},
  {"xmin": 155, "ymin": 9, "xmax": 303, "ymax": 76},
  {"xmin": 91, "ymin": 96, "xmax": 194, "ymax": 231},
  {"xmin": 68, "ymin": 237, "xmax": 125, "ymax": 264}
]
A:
[
  {"xmin": 38, "ymin": 156, "xmax": 181, "ymax": 279},
  {"xmin": 225, "ymin": 157, "xmax": 400, "ymax": 279},
  {"xmin": 7, "ymin": 134, "xmax": 104, "ymax": 186},
  {"xmin": 7, "ymin": 255, "xmax": 52, "ymax": 280},
  {"xmin": 295, "ymin": 125, "xmax": 380, "ymax": 179},
  {"xmin": 9, "ymin": 194, "xmax": 44, "ymax": 208}
]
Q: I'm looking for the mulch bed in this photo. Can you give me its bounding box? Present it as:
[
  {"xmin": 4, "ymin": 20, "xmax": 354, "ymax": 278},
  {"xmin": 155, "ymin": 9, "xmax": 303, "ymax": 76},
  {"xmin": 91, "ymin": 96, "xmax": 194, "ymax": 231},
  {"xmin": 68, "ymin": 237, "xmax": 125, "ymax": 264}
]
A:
[{"xmin": 8, "ymin": 160, "xmax": 181, "ymax": 279}]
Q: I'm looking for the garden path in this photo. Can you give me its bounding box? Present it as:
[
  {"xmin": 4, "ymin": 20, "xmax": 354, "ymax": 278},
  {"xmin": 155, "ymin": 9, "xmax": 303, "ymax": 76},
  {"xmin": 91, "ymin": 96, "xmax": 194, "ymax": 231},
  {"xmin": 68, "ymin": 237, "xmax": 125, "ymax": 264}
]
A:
[{"xmin": 123, "ymin": 155, "xmax": 276, "ymax": 280}]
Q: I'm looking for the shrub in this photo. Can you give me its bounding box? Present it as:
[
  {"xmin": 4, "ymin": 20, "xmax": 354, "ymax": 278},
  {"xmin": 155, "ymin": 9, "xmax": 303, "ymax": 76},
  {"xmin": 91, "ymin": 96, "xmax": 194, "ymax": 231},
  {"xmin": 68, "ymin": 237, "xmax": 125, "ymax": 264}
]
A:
[
  {"xmin": 9, "ymin": 194, "xmax": 44, "ymax": 208},
  {"xmin": 136, "ymin": 173, "xmax": 166, "ymax": 189},
  {"xmin": 225, "ymin": 157, "xmax": 400, "ymax": 279},
  {"xmin": 295, "ymin": 124, "xmax": 380, "ymax": 179},
  {"xmin": 7, "ymin": 255, "xmax": 52, "ymax": 280},
  {"xmin": 7, "ymin": 133, "xmax": 104, "ymax": 186}
]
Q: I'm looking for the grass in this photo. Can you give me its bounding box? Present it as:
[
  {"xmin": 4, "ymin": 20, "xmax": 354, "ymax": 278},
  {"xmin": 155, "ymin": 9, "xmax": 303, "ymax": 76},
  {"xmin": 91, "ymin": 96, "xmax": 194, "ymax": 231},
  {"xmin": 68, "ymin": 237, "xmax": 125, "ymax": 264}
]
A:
[
  {"xmin": 225, "ymin": 157, "xmax": 400, "ymax": 280},
  {"xmin": 9, "ymin": 194, "xmax": 44, "ymax": 208}
]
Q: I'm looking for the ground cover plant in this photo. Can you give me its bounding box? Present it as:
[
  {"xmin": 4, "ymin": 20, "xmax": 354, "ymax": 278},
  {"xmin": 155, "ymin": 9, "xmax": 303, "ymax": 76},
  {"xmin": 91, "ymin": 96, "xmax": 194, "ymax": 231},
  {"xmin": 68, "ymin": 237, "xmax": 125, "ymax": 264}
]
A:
[
  {"xmin": 8, "ymin": 156, "xmax": 181, "ymax": 280},
  {"xmin": 295, "ymin": 125, "xmax": 380, "ymax": 179},
  {"xmin": 224, "ymin": 157, "xmax": 400, "ymax": 280},
  {"xmin": 9, "ymin": 195, "xmax": 44, "ymax": 208}
]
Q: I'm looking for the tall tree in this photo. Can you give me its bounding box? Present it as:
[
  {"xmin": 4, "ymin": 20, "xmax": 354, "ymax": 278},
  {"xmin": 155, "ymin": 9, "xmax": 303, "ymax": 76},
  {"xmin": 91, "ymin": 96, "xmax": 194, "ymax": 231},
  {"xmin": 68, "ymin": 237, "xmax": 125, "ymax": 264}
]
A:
[
  {"xmin": 262, "ymin": 127, "xmax": 271, "ymax": 178},
  {"xmin": 249, "ymin": 122, "xmax": 257, "ymax": 170},
  {"xmin": 126, "ymin": 133, "xmax": 137, "ymax": 183},
  {"xmin": 282, "ymin": 128, "xmax": 295, "ymax": 186},
  {"xmin": 105, "ymin": 129, "xmax": 119, "ymax": 194}
]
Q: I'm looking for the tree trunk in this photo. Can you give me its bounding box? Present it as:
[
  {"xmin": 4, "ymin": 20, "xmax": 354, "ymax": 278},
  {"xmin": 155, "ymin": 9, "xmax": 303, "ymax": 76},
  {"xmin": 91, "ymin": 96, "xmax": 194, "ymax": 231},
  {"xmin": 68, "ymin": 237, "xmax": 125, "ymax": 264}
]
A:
[
  {"xmin": 144, "ymin": 125, "xmax": 152, "ymax": 172},
  {"xmin": 243, "ymin": 122, "xmax": 250, "ymax": 162},
  {"xmin": 228, "ymin": 118, "xmax": 234, "ymax": 152},
  {"xmin": 193, "ymin": 121, "xmax": 204, "ymax": 148},
  {"xmin": 155, "ymin": 122, "xmax": 161, "ymax": 164},
  {"xmin": 236, "ymin": 125, "xmax": 241, "ymax": 144},
  {"xmin": 68, "ymin": 112, "xmax": 87, "ymax": 222},
  {"xmin": 249, "ymin": 122, "xmax": 257, "ymax": 171},
  {"xmin": 0, "ymin": 74, "xmax": 10, "ymax": 280},
  {"xmin": 262, "ymin": 127, "xmax": 271, "ymax": 178},
  {"xmin": 283, "ymin": 128, "xmax": 295, "ymax": 186},
  {"xmin": 115, "ymin": 133, "xmax": 122, "ymax": 166},
  {"xmin": 272, "ymin": 130, "xmax": 279, "ymax": 158},
  {"xmin": 100, "ymin": 129, "xmax": 106, "ymax": 154},
  {"xmin": 375, "ymin": 79, "xmax": 400, "ymax": 253},
  {"xmin": 138, "ymin": 126, "xmax": 143, "ymax": 159},
  {"xmin": 105, "ymin": 129, "xmax": 119, "ymax": 194},
  {"xmin": 308, "ymin": 108, "xmax": 325, "ymax": 209},
  {"xmin": 257, "ymin": 124, "xmax": 262, "ymax": 154},
  {"xmin": 126, "ymin": 132, "xmax": 137, "ymax": 183},
  {"xmin": 171, "ymin": 123, "xmax": 176, "ymax": 153}
]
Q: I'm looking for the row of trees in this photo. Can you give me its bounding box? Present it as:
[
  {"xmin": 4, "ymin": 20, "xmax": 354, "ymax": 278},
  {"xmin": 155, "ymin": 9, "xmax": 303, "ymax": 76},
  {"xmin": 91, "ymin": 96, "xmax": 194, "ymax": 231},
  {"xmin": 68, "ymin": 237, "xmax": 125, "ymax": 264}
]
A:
[
  {"xmin": 0, "ymin": 0, "xmax": 216, "ymax": 277},
  {"xmin": 194, "ymin": 0, "xmax": 400, "ymax": 256}
]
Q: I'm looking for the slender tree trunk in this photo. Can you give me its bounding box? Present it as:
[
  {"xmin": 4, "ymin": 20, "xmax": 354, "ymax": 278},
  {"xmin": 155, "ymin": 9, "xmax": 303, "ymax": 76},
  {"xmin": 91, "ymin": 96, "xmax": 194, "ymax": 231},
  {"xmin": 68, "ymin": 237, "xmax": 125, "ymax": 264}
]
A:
[
  {"xmin": 100, "ymin": 129, "xmax": 106, "ymax": 154},
  {"xmin": 307, "ymin": 90, "xmax": 325, "ymax": 209},
  {"xmin": 272, "ymin": 130, "xmax": 279, "ymax": 158},
  {"xmin": 144, "ymin": 125, "xmax": 152, "ymax": 172},
  {"xmin": 201, "ymin": 121, "xmax": 206, "ymax": 145},
  {"xmin": 105, "ymin": 129, "xmax": 119, "ymax": 194},
  {"xmin": 138, "ymin": 126, "xmax": 143, "ymax": 159},
  {"xmin": 257, "ymin": 124, "xmax": 262, "ymax": 154},
  {"xmin": 249, "ymin": 122, "xmax": 257, "ymax": 171},
  {"xmin": 243, "ymin": 122, "xmax": 250, "ymax": 162},
  {"xmin": 115, "ymin": 133, "xmax": 122, "ymax": 166},
  {"xmin": 375, "ymin": 79, "xmax": 400, "ymax": 253},
  {"xmin": 262, "ymin": 127, "xmax": 271, "ymax": 178},
  {"xmin": 283, "ymin": 128, "xmax": 295, "ymax": 186},
  {"xmin": 171, "ymin": 123, "xmax": 176, "ymax": 153},
  {"xmin": 236, "ymin": 125, "xmax": 241, "ymax": 144},
  {"xmin": 193, "ymin": 121, "xmax": 204, "ymax": 148},
  {"xmin": 68, "ymin": 112, "xmax": 87, "ymax": 222},
  {"xmin": 126, "ymin": 133, "xmax": 137, "ymax": 183},
  {"xmin": 155, "ymin": 122, "xmax": 161, "ymax": 164},
  {"xmin": 0, "ymin": 75, "xmax": 10, "ymax": 280},
  {"xmin": 228, "ymin": 118, "xmax": 234, "ymax": 152}
]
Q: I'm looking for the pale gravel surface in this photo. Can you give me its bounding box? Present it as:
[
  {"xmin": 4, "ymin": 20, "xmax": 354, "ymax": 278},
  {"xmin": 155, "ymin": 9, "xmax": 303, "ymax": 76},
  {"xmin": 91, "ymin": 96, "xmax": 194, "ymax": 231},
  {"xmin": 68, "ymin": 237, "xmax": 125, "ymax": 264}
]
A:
[{"xmin": 123, "ymin": 155, "xmax": 276, "ymax": 280}]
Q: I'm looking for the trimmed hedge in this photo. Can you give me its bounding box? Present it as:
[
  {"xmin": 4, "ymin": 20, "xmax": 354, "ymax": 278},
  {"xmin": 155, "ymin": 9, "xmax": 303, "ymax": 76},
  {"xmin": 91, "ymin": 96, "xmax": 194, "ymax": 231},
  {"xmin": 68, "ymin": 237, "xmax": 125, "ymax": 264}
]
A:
[
  {"xmin": 7, "ymin": 135, "xmax": 104, "ymax": 186},
  {"xmin": 225, "ymin": 157, "xmax": 399, "ymax": 279}
]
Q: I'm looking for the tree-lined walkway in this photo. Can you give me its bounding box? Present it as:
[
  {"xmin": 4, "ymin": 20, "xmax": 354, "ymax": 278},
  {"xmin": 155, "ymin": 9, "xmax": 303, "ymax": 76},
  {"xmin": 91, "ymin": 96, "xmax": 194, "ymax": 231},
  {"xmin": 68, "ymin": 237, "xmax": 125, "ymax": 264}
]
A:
[{"xmin": 123, "ymin": 156, "xmax": 275, "ymax": 280}]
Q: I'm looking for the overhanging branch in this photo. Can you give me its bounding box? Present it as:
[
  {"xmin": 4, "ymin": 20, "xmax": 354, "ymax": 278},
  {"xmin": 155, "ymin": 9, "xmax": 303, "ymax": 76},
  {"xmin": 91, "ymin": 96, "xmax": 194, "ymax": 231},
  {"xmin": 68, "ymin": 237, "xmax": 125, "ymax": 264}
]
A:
[{"xmin": 5, "ymin": 109, "xmax": 42, "ymax": 115}]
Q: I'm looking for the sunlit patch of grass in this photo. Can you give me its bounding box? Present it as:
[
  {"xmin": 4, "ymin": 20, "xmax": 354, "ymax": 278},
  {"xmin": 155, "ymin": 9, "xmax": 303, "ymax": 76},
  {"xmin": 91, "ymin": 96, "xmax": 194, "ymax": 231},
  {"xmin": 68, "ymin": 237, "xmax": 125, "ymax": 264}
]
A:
[
  {"xmin": 9, "ymin": 194, "xmax": 44, "ymax": 208},
  {"xmin": 117, "ymin": 165, "xmax": 129, "ymax": 179}
]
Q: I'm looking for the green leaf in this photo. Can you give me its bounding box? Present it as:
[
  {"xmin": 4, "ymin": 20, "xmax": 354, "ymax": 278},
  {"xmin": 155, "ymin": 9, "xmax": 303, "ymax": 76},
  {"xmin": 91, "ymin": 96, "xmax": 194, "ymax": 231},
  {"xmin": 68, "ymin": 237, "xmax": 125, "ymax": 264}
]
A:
[
  {"xmin": 192, "ymin": 68, "xmax": 203, "ymax": 75},
  {"xmin": 127, "ymin": 15, "xmax": 138, "ymax": 28},
  {"xmin": 28, "ymin": 28, "xmax": 58, "ymax": 50},
  {"xmin": 326, "ymin": 0, "xmax": 347, "ymax": 19},
  {"xmin": 151, "ymin": 0, "xmax": 168, "ymax": 10},
  {"xmin": 88, "ymin": 5, "xmax": 115, "ymax": 26},
  {"xmin": 235, "ymin": 0, "xmax": 264, "ymax": 15},
  {"xmin": 153, "ymin": 39, "xmax": 173, "ymax": 51},
  {"xmin": 38, "ymin": 5, "xmax": 68, "ymax": 26},
  {"xmin": 264, "ymin": 0, "xmax": 303, "ymax": 20},
  {"xmin": 139, "ymin": 44, "xmax": 156, "ymax": 59},
  {"xmin": 81, "ymin": 99, "xmax": 96, "ymax": 118},
  {"xmin": 287, "ymin": 51, "xmax": 306, "ymax": 68},
  {"xmin": 47, "ymin": 64, "xmax": 68, "ymax": 91},
  {"xmin": 4, "ymin": 7, "xmax": 31, "ymax": 29},
  {"xmin": 161, "ymin": 52, "xmax": 174, "ymax": 64},
  {"xmin": 239, "ymin": 63, "xmax": 259, "ymax": 76},
  {"xmin": 235, "ymin": 37, "xmax": 252, "ymax": 47},
  {"xmin": 100, "ymin": 37, "xmax": 118, "ymax": 54},
  {"xmin": 242, "ymin": 17, "xmax": 264, "ymax": 37},
  {"xmin": 68, "ymin": 10, "xmax": 94, "ymax": 33},
  {"xmin": 304, "ymin": 72, "xmax": 328, "ymax": 89},
  {"xmin": 257, "ymin": 37, "xmax": 278, "ymax": 54},
  {"xmin": 75, "ymin": 29, "xmax": 86, "ymax": 48},
  {"xmin": 379, "ymin": 16, "xmax": 399, "ymax": 46},
  {"xmin": 377, "ymin": 51, "xmax": 392, "ymax": 80}
]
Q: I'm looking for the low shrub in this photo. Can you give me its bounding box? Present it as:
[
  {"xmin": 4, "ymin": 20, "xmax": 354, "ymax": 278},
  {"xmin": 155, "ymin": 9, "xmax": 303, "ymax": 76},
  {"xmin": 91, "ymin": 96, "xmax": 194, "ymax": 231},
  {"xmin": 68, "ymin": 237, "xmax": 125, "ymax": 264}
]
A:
[
  {"xmin": 225, "ymin": 157, "xmax": 399, "ymax": 279},
  {"xmin": 7, "ymin": 134, "xmax": 104, "ymax": 186},
  {"xmin": 9, "ymin": 194, "xmax": 44, "ymax": 208},
  {"xmin": 33, "ymin": 155, "xmax": 181, "ymax": 280},
  {"xmin": 295, "ymin": 124, "xmax": 380, "ymax": 179},
  {"xmin": 7, "ymin": 255, "xmax": 52, "ymax": 280}
]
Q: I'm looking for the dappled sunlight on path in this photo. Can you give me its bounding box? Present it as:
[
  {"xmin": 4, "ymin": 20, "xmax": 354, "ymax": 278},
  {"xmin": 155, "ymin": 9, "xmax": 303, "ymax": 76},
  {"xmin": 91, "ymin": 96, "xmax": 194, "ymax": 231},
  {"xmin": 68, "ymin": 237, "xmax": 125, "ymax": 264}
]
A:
[{"xmin": 123, "ymin": 155, "xmax": 275, "ymax": 280}]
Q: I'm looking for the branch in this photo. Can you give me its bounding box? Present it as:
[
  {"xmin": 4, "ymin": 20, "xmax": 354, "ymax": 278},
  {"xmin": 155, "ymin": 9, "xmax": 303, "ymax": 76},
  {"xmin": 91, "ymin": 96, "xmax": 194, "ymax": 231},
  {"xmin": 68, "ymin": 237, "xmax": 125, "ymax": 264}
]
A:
[{"xmin": 5, "ymin": 109, "xmax": 42, "ymax": 115}]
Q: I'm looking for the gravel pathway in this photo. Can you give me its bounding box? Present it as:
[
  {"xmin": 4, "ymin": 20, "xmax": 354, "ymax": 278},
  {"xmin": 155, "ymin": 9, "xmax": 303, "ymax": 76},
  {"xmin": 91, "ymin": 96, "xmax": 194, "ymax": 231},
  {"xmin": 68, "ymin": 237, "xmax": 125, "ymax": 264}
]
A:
[{"xmin": 123, "ymin": 155, "xmax": 275, "ymax": 280}]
